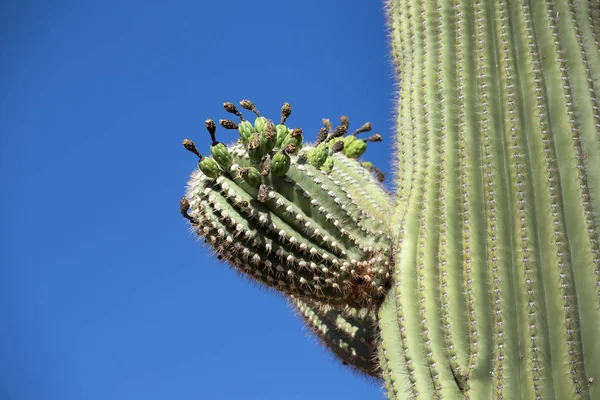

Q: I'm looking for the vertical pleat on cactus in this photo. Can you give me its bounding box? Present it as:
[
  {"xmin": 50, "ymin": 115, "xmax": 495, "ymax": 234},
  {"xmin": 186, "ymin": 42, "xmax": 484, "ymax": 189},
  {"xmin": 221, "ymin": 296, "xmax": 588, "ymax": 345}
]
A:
[{"xmin": 379, "ymin": 0, "xmax": 600, "ymax": 398}]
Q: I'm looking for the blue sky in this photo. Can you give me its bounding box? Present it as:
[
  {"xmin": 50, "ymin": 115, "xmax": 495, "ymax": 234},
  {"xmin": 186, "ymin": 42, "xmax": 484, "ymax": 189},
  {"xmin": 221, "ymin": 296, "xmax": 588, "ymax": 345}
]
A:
[{"xmin": 1, "ymin": 1, "xmax": 395, "ymax": 399}]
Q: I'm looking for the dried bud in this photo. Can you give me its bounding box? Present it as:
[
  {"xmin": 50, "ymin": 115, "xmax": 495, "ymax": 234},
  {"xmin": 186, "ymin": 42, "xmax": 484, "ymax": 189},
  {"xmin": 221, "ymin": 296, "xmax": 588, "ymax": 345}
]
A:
[
  {"xmin": 361, "ymin": 161, "xmax": 386, "ymax": 182},
  {"xmin": 258, "ymin": 184, "xmax": 270, "ymax": 203},
  {"xmin": 180, "ymin": 197, "xmax": 196, "ymax": 224},
  {"xmin": 315, "ymin": 127, "xmax": 329, "ymax": 145},
  {"xmin": 284, "ymin": 143, "xmax": 298, "ymax": 154},
  {"xmin": 248, "ymin": 133, "xmax": 260, "ymax": 151},
  {"xmin": 322, "ymin": 125, "xmax": 348, "ymax": 144},
  {"xmin": 219, "ymin": 119, "xmax": 238, "ymax": 130},
  {"xmin": 340, "ymin": 115, "xmax": 349, "ymax": 128},
  {"xmin": 261, "ymin": 154, "xmax": 272, "ymax": 176},
  {"xmin": 182, "ymin": 139, "xmax": 202, "ymax": 158},
  {"xmin": 223, "ymin": 102, "xmax": 244, "ymax": 120},
  {"xmin": 205, "ymin": 119, "xmax": 217, "ymax": 141},
  {"xmin": 322, "ymin": 118, "xmax": 333, "ymax": 133},
  {"xmin": 330, "ymin": 140, "xmax": 345, "ymax": 155},
  {"xmin": 240, "ymin": 99, "xmax": 260, "ymax": 117},
  {"xmin": 265, "ymin": 121, "xmax": 276, "ymax": 140},
  {"xmin": 289, "ymin": 128, "xmax": 303, "ymax": 138},
  {"xmin": 281, "ymin": 102, "xmax": 292, "ymax": 124},
  {"xmin": 364, "ymin": 134, "xmax": 382, "ymax": 142},
  {"xmin": 352, "ymin": 122, "xmax": 372, "ymax": 135}
]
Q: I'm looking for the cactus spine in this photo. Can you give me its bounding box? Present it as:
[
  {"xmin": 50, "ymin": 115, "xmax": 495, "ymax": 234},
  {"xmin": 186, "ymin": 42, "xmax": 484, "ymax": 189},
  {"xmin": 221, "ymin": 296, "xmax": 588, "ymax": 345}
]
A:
[
  {"xmin": 380, "ymin": 0, "xmax": 600, "ymax": 398},
  {"xmin": 180, "ymin": 1, "xmax": 600, "ymax": 398}
]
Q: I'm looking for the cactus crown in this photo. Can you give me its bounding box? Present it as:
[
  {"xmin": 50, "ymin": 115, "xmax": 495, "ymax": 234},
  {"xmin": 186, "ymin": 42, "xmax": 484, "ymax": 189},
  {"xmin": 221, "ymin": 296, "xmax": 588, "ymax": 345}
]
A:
[{"xmin": 181, "ymin": 100, "xmax": 394, "ymax": 308}]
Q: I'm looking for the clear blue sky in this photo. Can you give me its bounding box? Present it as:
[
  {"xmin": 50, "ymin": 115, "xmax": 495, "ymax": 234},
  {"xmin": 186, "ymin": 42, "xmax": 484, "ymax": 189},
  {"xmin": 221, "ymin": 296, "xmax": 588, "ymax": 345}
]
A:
[{"xmin": 1, "ymin": 1, "xmax": 395, "ymax": 399}]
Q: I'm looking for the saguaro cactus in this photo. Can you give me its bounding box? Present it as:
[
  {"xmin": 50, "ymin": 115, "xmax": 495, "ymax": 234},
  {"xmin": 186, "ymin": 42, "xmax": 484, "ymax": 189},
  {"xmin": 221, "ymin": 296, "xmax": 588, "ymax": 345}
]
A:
[
  {"xmin": 380, "ymin": 0, "xmax": 600, "ymax": 398},
  {"xmin": 181, "ymin": 0, "xmax": 600, "ymax": 398}
]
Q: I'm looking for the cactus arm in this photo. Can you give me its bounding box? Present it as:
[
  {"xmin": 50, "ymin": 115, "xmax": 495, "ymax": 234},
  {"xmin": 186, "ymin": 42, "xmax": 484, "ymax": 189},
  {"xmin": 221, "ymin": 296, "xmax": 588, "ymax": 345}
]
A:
[{"xmin": 290, "ymin": 297, "xmax": 380, "ymax": 378}]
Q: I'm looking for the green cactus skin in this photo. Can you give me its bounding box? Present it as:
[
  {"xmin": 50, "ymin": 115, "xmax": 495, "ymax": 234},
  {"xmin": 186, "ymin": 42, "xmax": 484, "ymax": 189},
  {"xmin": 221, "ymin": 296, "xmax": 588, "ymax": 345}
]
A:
[
  {"xmin": 183, "ymin": 104, "xmax": 393, "ymax": 308},
  {"xmin": 290, "ymin": 296, "xmax": 380, "ymax": 378},
  {"xmin": 379, "ymin": 0, "xmax": 600, "ymax": 398}
]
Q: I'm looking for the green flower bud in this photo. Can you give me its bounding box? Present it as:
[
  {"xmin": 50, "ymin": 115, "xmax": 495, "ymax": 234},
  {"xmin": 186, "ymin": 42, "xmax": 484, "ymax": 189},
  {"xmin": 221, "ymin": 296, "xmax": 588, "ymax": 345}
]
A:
[
  {"xmin": 344, "ymin": 139, "xmax": 367, "ymax": 158},
  {"xmin": 309, "ymin": 143, "xmax": 329, "ymax": 168},
  {"xmin": 275, "ymin": 124, "xmax": 290, "ymax": 148},
  {"xmin": 198, "ymin": 157, "xmax": 220, "ymax": 179},
  {"xmin": 248, "ymin": 132, "xmax": 265, "ymax": 163},
  {"xmin": 210, "ymin": 142, "xmax": 233, "ymax": 169},
  {"xmin": 239, "ymin": 166, "xmax": 262, "ymax": 187},
  {"xmin": 271, "ymin": 150, "xmax": 291, "ymax": 177},
  {"xmin": 238, "ymin": 120, "xmax": 254, "ymax": 143},
  {"xmin": 321, "ymin": 156, "xmax": 334, "ymax": 174},
  {"xmin": 327, "ymin": 137, "xmax": 345, "ymax": 150},
  {"xmin": 343, "ymin": 135, "xmax": 357, "ymax": 147},
  {"xmin": 254, "ymin": 117, "xmax": 267, "ymax": 134},
  {"xmin": 282, "ymin": 127, "xmax": 303, "ymax": 150}
]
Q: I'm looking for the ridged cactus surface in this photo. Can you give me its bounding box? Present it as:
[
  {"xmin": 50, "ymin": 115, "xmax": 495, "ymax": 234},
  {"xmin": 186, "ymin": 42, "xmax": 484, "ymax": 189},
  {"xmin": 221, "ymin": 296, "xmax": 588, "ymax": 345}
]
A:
[{"xmin": 380, "ymin": 0, "xmax": 600, "ymax": 398}]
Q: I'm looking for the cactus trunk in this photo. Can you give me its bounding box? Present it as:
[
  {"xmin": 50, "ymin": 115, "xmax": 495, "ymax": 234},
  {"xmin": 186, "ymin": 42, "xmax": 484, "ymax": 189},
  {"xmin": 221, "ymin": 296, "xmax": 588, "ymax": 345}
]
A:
[{"xmin": 380, "ymin": 0, "xmax": 600, "ymax": 398}]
